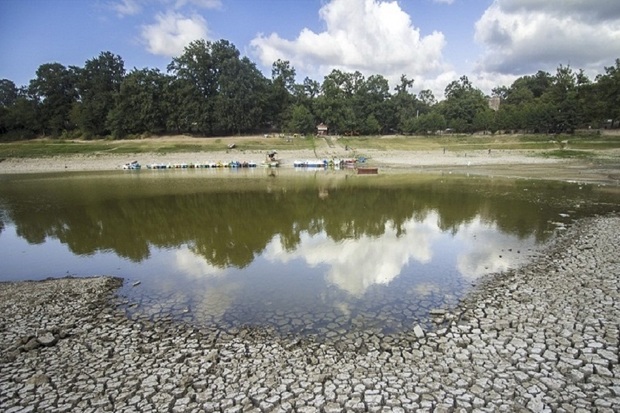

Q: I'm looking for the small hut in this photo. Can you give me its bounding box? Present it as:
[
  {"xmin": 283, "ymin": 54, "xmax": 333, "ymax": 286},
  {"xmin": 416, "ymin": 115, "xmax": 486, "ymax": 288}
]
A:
[{"xmin": 317, "ymin": 123, "xmax": 328, "ymax": 135}]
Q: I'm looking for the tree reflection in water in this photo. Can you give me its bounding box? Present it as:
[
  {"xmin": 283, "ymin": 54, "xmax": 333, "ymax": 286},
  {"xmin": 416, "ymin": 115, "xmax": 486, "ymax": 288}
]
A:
[{"xmin": 0, "ymin": 171, "xmax": 612, "ymax": 334}]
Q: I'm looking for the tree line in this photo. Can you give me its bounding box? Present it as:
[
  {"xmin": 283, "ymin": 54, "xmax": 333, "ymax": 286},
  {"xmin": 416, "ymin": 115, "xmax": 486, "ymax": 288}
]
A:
[{"xmin": 1, "ymin": 38, "xmax": 619, "ymax": 141}]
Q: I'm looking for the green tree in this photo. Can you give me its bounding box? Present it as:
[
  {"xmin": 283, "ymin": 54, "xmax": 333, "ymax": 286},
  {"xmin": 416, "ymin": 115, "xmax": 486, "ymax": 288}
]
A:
[
  {"xmin": 418, "ymin": 89, "xmax": 436, "ymax": 108},
  {"xmin": 1, "ymin": 89, "xmax": 40, "ymax": 139},
  {"xmin": 418, "ymin": 112, "xmax": 446, "ymax": 134},
  {"xmin": 541, "ymin": 65, "xmax": 578, "ymax": 133},
  {"xmin": 74, "ymin": 52, "xmax": 125, "ymax": 137},
  {"xmin": 440, "ymin": 76, "xmax": 488, "ymax": 132},
  {"xmin": 512, "ymin": 70, "xmax": 553, "ymax": 98},
  {"xmin": 391, "ymin": 75, "xmax": 417, "ymax": 133},
  {"xmin": 107, "ymin": 68, "xmax": 170, "ymax": 138},
  {"xmin": 595, "ymin": 58, "xmax": 620, "ymax": 128},
  {"xmin": 363, "ymin": 114, "xmax": 381, "ymax": 135},
  {"xmin": 0, "ymin": 79, "xmax": 18, "ymax": 107},
  {"xmin": 286, "ymin": 104, "xmax": 315, "ymax": 134},
  {"xmin": 315, "ymin": 69, "xmax": 350, "ymax": 134},
  {"xmin": 356, "ymin": 74, "xmax": 391, "ymax": 133},
  {"xmin": 214, "ymin": 56, "xmax": 268, "ymax": 134},
  {"xmin": 29, "ymin": 63, "xmax": 77, "ymax": 136},
  {"xmin": 167, "ymin": 39, "xmax": 218, "ymax": 135},
  {"xmin": 268, "ymin": 59, "xmax": 296, "ymax": 130},
  {"xmin": 167, "ymin": 39, "xmax": 267, "ymax": 135},
  {"xmin": 0, "ymin": 79, "xmax": 19, "ymax": 136},
  {"xmin": 473, "ymin": 108, "xmax": 496, "ymax": 134}
]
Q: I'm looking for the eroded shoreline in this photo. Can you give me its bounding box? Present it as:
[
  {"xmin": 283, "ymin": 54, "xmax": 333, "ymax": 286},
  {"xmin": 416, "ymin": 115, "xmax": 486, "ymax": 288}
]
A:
[{"xmin": 1, "ymin": 214, "xmax": 619, "ymax": 412}]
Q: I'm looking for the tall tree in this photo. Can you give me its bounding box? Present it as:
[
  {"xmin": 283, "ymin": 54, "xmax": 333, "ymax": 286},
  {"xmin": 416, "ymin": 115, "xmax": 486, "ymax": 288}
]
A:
[
  {"xmin": 357, "ymin": 74, "xmax": 391, "ymax": 134},
  {"xmin": 29, "ymin": 63, "xmax": 77, "ymax": 136},
  {"xmin": 167, "ymin": 39, "xmax": 263, "ymax": 135},
  {"xmin": 268, "ymin": 59, "xmax": 296, "ymax": 130},
  {"xmin": 215, "ymin": 56, "xmax": 268, "ymax": 134},
  {"xmin": 74, "ymin": 52, "xmax": 125, "ymax": 137},
  {"xmin": 0, "ymin": 79, "xmax": 19, "ymax": 136},
  {"xmin": 287, "ymin": 104, "xmax": 315, "ymax": 134},
  {"xmin": 440, "ymin": 76, "xmax": 488, "ymax": 132},
  {"xmin": 542, "ymin": 65, "xmax": 578, "ymax": 133},
  {"xmin": 315, "ymin": 69, "xmax": 350, "ymax": 134},
  {"xmin": 0, "ymin": 79, "xmax": 18, "ymax": 108},
  {"xmin": 391, "ymin": 74, "xmax": 417, "ymax": 133},
  {"xmin": 596, "ymin": 58, "xmax": 620, "ymax": 128},
  {"xmin": 1, "ymin": 87, "xmax": 40, "ymax": 139},
  {"xmin": 167, "ymin": 39, "xmax": 218, "ymax": 134},
  {"xmin": 512, "ymin": 70, "xmax": 553, "ymax": 98},
  {"xmin": 107, "ymin": 68, "xmax": 170, "ymax": 138}
]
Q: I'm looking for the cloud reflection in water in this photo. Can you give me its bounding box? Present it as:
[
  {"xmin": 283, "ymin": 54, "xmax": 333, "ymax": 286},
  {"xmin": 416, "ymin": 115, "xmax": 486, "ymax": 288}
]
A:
[{"xmin": 263, "ymin": 212, "xmax": 536, "ymax": 297}]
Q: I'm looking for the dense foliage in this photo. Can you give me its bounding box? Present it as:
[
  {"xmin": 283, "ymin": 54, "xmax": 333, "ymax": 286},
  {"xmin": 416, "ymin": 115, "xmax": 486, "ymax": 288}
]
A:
[{"xmin": 1, "ymin": 39, "xmax": 619, "ymax": 141}]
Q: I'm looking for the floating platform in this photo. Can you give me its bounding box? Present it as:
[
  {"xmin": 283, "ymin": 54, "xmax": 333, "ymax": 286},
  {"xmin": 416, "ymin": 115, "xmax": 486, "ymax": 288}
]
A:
[{"xmin": 357, "ymin": 167, "xmax": 378, "ymax": 175}]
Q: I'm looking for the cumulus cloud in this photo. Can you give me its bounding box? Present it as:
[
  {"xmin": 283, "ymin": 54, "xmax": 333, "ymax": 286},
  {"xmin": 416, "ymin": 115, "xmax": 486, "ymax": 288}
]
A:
[
  {"xmin": 141, "ymin": 11, "xmax": 209, "ymax": 57},
  {"xmin": 474, "ymin": 0, "xmax": 620, "ymax": 77},
  {"xmin": 250, "ymin": 0, "xmax": 448, "ymax": 91},
  {"xmin": 499, "ymin": 0, "xmax": 620, "ymax": 22}
]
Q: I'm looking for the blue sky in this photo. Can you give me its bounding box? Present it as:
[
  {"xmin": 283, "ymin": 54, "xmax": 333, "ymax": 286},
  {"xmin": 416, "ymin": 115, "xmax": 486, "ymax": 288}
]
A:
[{"xmin": 2, "ymin": 0, "xmax": 619, "ymax": 98}]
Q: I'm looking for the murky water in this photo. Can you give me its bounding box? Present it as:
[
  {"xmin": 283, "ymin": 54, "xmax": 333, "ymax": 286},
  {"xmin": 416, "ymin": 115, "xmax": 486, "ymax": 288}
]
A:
[{"xmin": 1, "ymin": 169, "xmax": 617, "ymax": 335}]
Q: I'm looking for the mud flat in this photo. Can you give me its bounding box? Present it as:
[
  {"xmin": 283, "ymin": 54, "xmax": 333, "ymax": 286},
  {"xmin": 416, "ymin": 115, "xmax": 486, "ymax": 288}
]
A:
[{"xmin": 1, "ymin": 215, "xmax": 619, "ymax": 412}]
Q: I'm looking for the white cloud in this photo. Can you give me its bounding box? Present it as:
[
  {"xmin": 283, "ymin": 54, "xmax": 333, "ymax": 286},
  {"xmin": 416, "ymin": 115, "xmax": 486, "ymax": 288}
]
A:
[
  {"xmin": 499, "ymin": 0, "xmax": 620, "ymax": 22},
  {"xmin": 250, "ymin": 0, "xmax": 449, "ymax": 92},
  {"xmin": 141, "ymin": 11, "xmax": 209, "ymax": 57},
  {"xmin": 474, "ymin": 0, "xmax": 620, "ymax": 77},
  {"xmin": 112, "ymin": 0, "xmax": 142, "ymax": 16},
  {"xmin": 433, "ymin": 0, "xmax": 455, "ymax": 4}
]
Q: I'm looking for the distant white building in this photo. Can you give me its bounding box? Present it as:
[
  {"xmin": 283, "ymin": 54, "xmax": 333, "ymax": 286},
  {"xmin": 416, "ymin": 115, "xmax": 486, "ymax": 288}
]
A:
[{"xmin": 488, "ymin": 96, "xmax": 501, "ymax": 111}]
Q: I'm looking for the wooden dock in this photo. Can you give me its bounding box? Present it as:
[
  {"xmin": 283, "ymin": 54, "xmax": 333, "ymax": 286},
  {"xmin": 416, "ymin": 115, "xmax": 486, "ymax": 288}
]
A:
[{"xmin": 357, "ymin": 167, "xmax": 378, "ymax": 175}]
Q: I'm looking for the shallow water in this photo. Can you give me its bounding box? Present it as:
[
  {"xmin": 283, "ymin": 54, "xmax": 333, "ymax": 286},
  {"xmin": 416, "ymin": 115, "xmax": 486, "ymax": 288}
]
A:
[{"xmin": 1, "ymin": 169, "xmax": 617, "ymax": 335}]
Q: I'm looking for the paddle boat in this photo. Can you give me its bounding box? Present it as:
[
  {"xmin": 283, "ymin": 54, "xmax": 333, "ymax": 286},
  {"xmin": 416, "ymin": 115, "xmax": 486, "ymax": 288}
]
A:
[{"xmin": 123, "ymin": 160, "xmax": 141, "ymax": 170}]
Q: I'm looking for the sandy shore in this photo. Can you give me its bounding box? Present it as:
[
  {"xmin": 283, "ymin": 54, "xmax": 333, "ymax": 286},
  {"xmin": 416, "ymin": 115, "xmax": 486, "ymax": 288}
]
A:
[
  {"xmin": 1, "ymin": 215, "xmax": 619, "ymax": 412},
  {"xmin": 1, "ymin": 139, "xmax": 620, "ymax": 185}
]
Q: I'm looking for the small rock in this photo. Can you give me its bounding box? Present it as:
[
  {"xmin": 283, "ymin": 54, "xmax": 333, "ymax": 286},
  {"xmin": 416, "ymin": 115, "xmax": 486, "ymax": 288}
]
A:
[
  {"xmin": 429, "ymin": 308, "xmax": 446, "ymax": 316},
  {"xmin": 26, "ymin": 373, "xmax": 50, "ymax": 386},
  {"xmin": 23, "ymin": 337, "xmax": 41, "ymax": 351},
  {"xmin": 37, "ymin": 332, "xmax": 58, "ymax": 347}
]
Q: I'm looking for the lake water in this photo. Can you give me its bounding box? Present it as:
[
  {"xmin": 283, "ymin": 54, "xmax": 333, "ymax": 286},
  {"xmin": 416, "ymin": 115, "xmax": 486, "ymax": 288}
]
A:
[{"xmin": 1, "ymin": 169, "xmax": 617, "ymax": 336}]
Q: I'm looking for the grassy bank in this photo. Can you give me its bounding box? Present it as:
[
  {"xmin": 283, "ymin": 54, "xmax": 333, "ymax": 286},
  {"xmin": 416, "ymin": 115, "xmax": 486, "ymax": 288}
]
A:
[
  {"xmin": 0, "ymin": 136, "xmax": 315, "ymax": 158},
  {"xmin": 340, "ymin": 132, "xmax": 620, "ymax": 152},
  {"xmin": 1, "ymin": 132, "xmax": 620, "ymax": 159}
]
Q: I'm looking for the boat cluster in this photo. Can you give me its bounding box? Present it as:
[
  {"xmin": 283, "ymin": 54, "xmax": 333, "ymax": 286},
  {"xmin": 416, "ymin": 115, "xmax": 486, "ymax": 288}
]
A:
[
  {"xmin": 122, "ymin": 161, "xmax": 141, "ymax": 170},
  {"xmin": 293, "ymin": 158, "xmax": 357, "ymax": 168},
  {"xmin": 122, "ymin": 157, "xmax": 363, "ymax": 170},
  {"xmin": 145, "ymin": 160, "xmax": 259, "ymax": 169}
]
